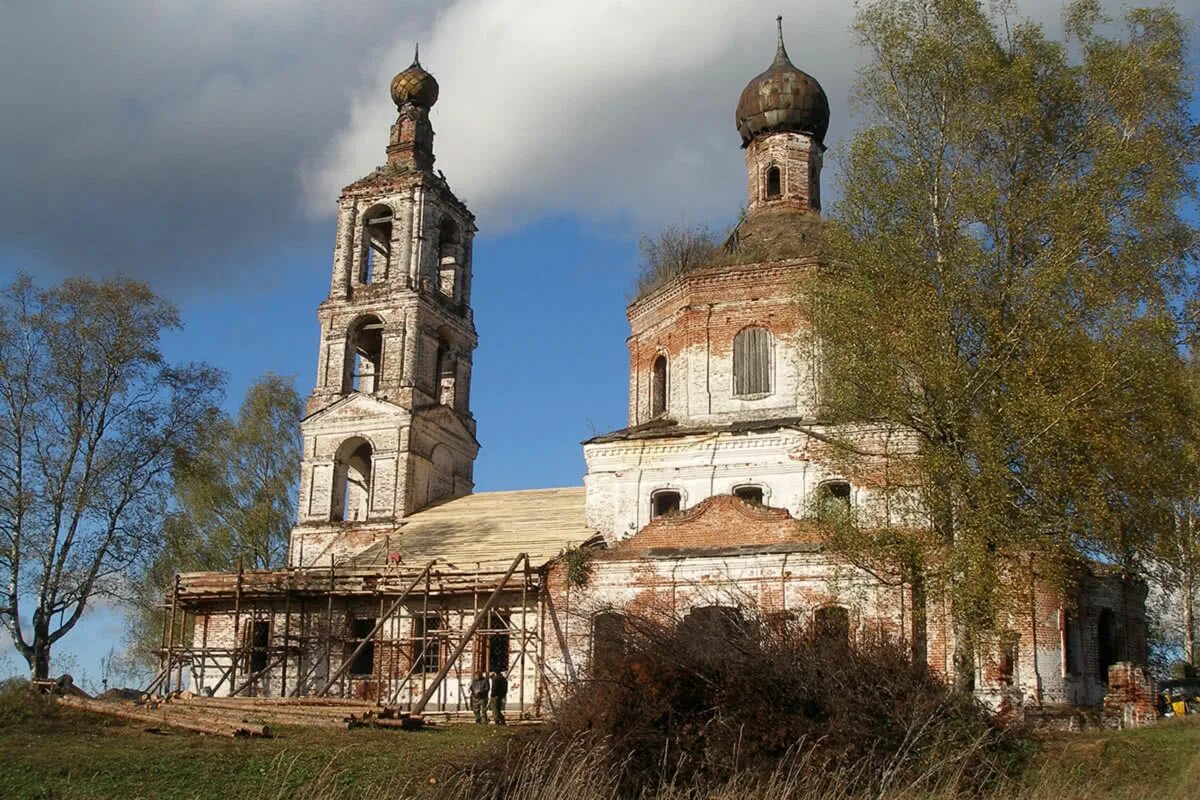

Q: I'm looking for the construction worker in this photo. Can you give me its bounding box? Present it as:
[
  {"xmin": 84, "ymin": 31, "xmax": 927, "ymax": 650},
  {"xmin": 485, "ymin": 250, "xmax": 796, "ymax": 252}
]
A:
[
  {"xmin": 489, "ymin": 670, "xmax": 508, "ymax": 725},
  {"xmin": 469, "ymin": 672, "xmax": 490, "ymax": 724}
]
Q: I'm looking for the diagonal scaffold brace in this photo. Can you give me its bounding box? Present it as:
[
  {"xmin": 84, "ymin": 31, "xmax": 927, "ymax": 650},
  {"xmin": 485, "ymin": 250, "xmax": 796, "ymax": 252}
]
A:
[{"xmin": 315, "ymin": 559, "xmax": 437, "ymax": 697}]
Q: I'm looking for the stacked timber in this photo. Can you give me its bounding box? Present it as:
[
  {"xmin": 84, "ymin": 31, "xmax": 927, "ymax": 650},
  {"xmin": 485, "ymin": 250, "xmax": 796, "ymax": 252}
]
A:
[{"xmin": 58, "ymin": 695, "xmax": 270, "ymax": 738}]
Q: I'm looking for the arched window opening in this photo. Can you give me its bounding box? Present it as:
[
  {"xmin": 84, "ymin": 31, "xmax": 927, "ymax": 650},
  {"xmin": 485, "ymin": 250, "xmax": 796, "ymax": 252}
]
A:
[
  {"xmin": 1097, "ymin": 608, "xmax": 1122, "ymax": 684},
  {"xmin": 765, "ymin": 165, "xmax": 782, "ymax": 199},
  {"xmin": 815, "ymin": 481, "xmax": 851, "ymax": 523},
  {"xmin": 813, "ymin": 605, "xmax": 850, "ymax": 645},
  {"xmin": 331, "ymin": 438, "xmax": 373, "ymax": 523},
  {"xmin": 344, "ymin": 316, "xmax": 384, "ymax": 394},
  {"xmin": 733, "ymin": 485, "xmax": 764, "ymax": 506},
  {"xmin": 651, "ymin": 354, "xmax": 668, "ymax": 417},
  {"xmin": 592, "ymin": 612, "xmax": 628, "ymax": 678},
  {"xmin": 651, "ymin": 489, "xmax": 681, "ymax": 519},
  {"xmin": 733, "ymin": 326, "xmax": 772, "ymax": 396},
  {"xmin": 437, "ymin": 217, "xmax": 462, "ymax": 298},
  {"xmin": 361, "ymin": 205, "xmax": 392, "ymax": 284}
]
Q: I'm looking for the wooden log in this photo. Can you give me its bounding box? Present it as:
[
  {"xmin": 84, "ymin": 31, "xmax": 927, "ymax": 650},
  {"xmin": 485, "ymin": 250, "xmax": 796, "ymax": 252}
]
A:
[{"xmin": 58, "ymin": 696, "xmax": 270, "ymax": 738}]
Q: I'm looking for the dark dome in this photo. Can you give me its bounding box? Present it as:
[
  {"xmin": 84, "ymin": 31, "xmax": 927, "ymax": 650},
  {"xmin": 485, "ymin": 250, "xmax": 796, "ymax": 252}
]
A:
[
  {"xmin": 390, "ymin": 47, "xmax": 439, "ymax": 110},
  {"xmin": 735, "ymin": 18, "xmax": 829, "ymax": 147}
]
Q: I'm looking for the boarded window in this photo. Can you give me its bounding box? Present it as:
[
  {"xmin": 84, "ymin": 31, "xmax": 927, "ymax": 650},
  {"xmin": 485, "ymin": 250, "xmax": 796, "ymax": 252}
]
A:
[
  {"xmin": 813, "ymin": 606, "xmax": 850, "ymax": 644},
  {"xmin": 413, "ymin": 615, "xmax": 441, "ymax": 673},
  {"xmin": 651, "ymin": 490, "xmax": 681, "ymax": 519},
  {"xmin": 349, "ymin": 617, "xmax": 376, "ymax": 677},
  {"xmin": 651, "ymin": 355, "xmax": 668, "ymax": 416},
  {"xmin": 733, "ymin": 327, "xmax": 772, "ymax": 396},
  {"xmin": 734, "ymin": 485, "xmax": 764, "ymax": 506},
  {"xmin": 766, "ymin": 165, "xmax": 782, "ymax": 199}
]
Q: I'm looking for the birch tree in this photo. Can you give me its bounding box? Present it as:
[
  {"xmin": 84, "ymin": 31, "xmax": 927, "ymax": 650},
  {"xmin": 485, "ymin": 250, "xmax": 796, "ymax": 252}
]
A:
[
  {"xmin": 0, "ymin": 275, "xmax": 222, "ymax": 679},
  {"xmin": 801, "ymin": 0, "xmax": 1197, "ymax": 689}
]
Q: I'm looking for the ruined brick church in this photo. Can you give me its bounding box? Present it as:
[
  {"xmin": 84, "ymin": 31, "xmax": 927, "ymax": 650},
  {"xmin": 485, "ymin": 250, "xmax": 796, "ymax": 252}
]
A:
[{"xmin": 166, "ymin": 23, "xmax": 1146, "ymax": 717}]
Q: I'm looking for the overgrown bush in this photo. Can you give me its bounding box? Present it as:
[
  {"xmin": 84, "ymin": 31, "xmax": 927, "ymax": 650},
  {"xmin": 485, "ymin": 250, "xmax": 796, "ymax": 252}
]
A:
[
  {"xmin": 455, "ymin": 613, "xmax": 1023, "ymax": 798},
  {"xmin": 0, "ymin": 678, "xmax": 59, "ymax": 727},
  {"xmin": 634, "ymin": 226, "xmax": 718, "ymax": 299}
]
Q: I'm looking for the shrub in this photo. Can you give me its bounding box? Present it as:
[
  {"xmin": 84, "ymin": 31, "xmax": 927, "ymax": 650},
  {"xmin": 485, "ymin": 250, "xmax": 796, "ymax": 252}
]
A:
[
  {"xmin": 0, "ymin": 678, "xmax": 59, "ymax": 727},
  {"xmin": 634, "ymin": 226, "xmax": 718, "ymax": 299}
]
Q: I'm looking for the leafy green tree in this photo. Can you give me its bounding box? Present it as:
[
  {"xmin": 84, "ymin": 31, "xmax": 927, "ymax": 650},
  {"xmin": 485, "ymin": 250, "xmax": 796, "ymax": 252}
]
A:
[
  {"xmin": 0, "ymin": 275, "xmax": 223, "ymax": 679},
  {"xmin": 800, "ymin": 0, "xmax": 1197, "ymax": 689},
  {"xmin": 125, "ymin": 374, "xmax": 302, "ymax": 669}
]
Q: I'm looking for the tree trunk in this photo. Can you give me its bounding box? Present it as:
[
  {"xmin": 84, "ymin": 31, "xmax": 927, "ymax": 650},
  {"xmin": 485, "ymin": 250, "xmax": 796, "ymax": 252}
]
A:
[
  {"xmin": 952, "ymin": 617, "xmax": 975, "ymax": 694},
  {"xmin": 32, "ymin": 641, "xmax": 51, "ymax": 680},
  {"xmin": 1184, "ymin": 573, "xmax": 1196, "ymax": 667}
]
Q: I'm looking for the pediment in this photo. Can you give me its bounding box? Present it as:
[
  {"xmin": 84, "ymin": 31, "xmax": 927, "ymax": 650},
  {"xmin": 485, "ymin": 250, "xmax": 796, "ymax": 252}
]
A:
[
  {"xmin": 412, "ymin": 403, "xmax": 480, "ymax": 449},
  {"xmin": 609, "ymin": 495, "xmax": 821, "ymax": 557},
  {"xmin": 301, "ymin": 393, "xmax": 412, "ymax": 430}
]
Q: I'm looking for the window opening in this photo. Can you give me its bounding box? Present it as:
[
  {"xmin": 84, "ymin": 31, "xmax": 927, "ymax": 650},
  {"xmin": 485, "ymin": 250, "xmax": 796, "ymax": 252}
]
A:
[
  {"xmin": 478, "ymin": 610, "xmax": 510, "ymax": 674},
  {"xmin": 414, "ymin": 614, "xmax": 441, "ymax": 673},
  {"xmin": 361, "ymin": 205, "xmax": 392, "ymax": 284},
  {"xmin": 434, "ymin": 339, "xmax": 455, "ymax": 406},
  {"xmin": 1097, "ymin": 608, "xmax": 1121, "ymax": 684},
  {"xmin": 813, "ymin": 606, "xmax": 850, "ymax": 645},
  {"xmin": 349, "ymin": 617, "xmax": 376, "ymax": 677},
  {"xmin": 651, "ymin": 490, "xmax": 681, "ymax": 519},
  {"xmin": 815, "ymin": 481, "xmax": 851, "ymax": 522},
  {"xmin": 331, "ymin": 438, "xmax": 372, "ymax": 522},
  {"xmin": 733, "ymin": 327, "xmax": 772, "ymax": 396},
  {"xmin": 733, "ymin": 485, "xmax": 764, "ymax": 506},
  {"xmin": 651, "ymin": 355, "xmax": 668, "ymax": 417},
  {"xmin": 249, "ymin": 620, "xmax": 270, "ymax": 675},
  {"xmin": 591, "ymin": 612, "xmax": 628, "ymax": 678},
  {"xmin": 680, "ymin": 606, "xmax": 744, "ymax": 640},
  {"xmin": 437, "ymin": 217, "xmax": 462, "ymax": 298},
  {"xmin": 1063, "ymin": 611, "xmax": 1082, "ymax": 675},
  {"xmin": 766, "ymin": 165, "xmax": 782, "ymax": 199},
  {"xmin": 344, "ymin": 316, "xmax": 384, "ymax": 394}
]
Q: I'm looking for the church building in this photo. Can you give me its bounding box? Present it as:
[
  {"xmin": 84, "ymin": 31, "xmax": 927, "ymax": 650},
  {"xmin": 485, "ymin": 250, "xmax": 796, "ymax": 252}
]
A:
[{"xmin": 164, "ymin": 23, "xmax": 1146, "ymax": 718}]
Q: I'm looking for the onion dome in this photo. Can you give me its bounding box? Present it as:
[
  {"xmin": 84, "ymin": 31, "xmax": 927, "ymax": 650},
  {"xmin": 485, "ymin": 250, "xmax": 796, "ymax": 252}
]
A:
[
  {"xmin": 390, "ymin": 45, "xmax": 440, "ymax": 110},
  {"xmin": 735, "ymin": 17, "xmax": 830, "ymax": 147}
]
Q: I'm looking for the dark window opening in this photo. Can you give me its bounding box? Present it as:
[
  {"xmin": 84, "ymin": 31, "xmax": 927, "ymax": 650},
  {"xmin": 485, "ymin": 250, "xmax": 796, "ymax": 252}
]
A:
[
  {"xmin": 1097, "ymin": 608, "xmax": 1122, "ymax": 684},
  {"xmin": 766, "ymin": 165, "xmax": 782, "ymax": 199},
  {"xmin": 343, "ymin": 315, "xmax": 384, "ymax": 394},
  {"xmin": 997, "ymin": 634, "xmax": 1018, "ymax": 686},
  {"xmin": 651, "ymin": 355, "xmax": 668, "ymax": 417},
  {"xmin": 349, "ymin": 617, "xmax": 376, "ymax": 677},
  {"xmin": 734, "ymin": 485, "xmax": 764, "ymax": 506},
  {"xmin": 651, "ymin": 490, "xmax": 681, "ymax": 519},
  {"xmin": 414, "ymin": 614, "xmax": 441, "ymax": 673},
  {"xmin": 680, "ymin": 606, "xmax": 744, "ymax": 641},
  {"xmin": 331, "ymin": 437, "xmax": 372, "ymax": 523},
  {"xmin": 813, "ymin": 606, "xmax": 850, "ymax": 645},
  {"xmin": 816, "ymin": 481, "xmax": 851, "ymax": 522},
  {"xmin": 592, "ymin": 612, "xmax": 628, "ymax": 678},
  {"xmin": 361, "ymin": 205, "xmax": 392, "ymax": 284},
  {"xmin": 437, "ymin": 217, "xmax": 462, "ymax": 298},
  {"xmin": 1063, "ymin": 611, "xmax": 1082, "ymax": 675},
  {"xmin": 434, "ymin": 338, "xmax": 455, "ymax": 406},
  {"xmin": 478, "ymin": 611, "xmax": 510, "ymax": 675},
  {"xmin": 249, "ymin": 620, "xmax": 270, "ymax": 675},
  {"xmin": 733, "ymin": 327, "xmax": 772, "ymax": 396}
]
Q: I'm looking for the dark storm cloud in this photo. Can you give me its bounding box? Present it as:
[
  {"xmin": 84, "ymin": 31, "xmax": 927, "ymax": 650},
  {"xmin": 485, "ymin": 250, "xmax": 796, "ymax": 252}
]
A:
[{"xmin": 0, "ymin": 1, "xmax": 434, "ymax": 291}]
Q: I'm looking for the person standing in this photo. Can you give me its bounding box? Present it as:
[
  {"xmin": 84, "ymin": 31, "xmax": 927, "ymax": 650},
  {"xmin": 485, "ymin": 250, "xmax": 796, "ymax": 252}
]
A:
[
  {"xmin": 469, "ymin": 672, "xmax": 489, "ymax": 724},
  {"xmin": 489, "ymin": 670, "xmax": 508, "ymax": 725}
]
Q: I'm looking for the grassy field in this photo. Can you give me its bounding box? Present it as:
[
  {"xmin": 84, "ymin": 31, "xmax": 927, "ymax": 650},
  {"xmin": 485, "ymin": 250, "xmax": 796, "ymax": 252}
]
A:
[
  {"xmin": 1, "ymin": 703, "xmax": 1198, "ymax": 800},
  {"xmin": 0, "ymin": 705, "xmax": 509, "ymax": 800}
]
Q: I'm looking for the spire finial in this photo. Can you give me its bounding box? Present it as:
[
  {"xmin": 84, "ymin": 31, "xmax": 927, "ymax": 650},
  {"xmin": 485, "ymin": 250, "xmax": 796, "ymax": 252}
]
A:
[
  {"xmin": 413, "ymin": 42, "xmax": 420, "ymax": 66},
  {"xmin": 775, "ymin": 15, "xmax": 789, "ymax": 61}
]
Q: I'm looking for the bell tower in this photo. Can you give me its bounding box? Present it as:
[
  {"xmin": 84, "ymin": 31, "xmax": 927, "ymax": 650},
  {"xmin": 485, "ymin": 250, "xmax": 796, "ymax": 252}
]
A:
[{"xmin": 291, "ymin": 50, "xmax": 480, "ymax": 566}]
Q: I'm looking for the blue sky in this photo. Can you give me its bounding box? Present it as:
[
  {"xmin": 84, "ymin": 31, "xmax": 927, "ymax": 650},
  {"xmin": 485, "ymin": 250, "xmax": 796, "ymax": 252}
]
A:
[{"xmin": 1, "ymin": 0, "xmax": 1196, "ymax": 686}]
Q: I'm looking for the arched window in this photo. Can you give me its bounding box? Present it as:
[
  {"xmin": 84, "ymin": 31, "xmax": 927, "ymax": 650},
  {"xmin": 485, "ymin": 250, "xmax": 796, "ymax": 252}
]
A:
[
  {"xmin": 733, "ymin": 326, "xmax": 772, "ymax": 396},
  {"xmin": 343, "ymin": 316, "xmax": 384, "ymax": 394},
  {"xmin": 813, "ymin": 605, "xmax": 850, "ymax": 645},
  {"xmin": 651, "ymin": 354, "xmax": 668, "ymax": 417},
  {"xmin": 591, "ymin": 612, "xmax": 628, "ymax": 678},
  {"xmin": 651, "ymin": 489, "xmax": 681, "ymax": 519},
  {"xmin": 361, "ymin": 204, "xmax": 392, "ymax": 284},
  {"xmin": 437, "ymin": 217, "xmax": 462, "ymax": 298},
  {"xmin": 815, "ymin": 481, "xmax": 851, "ymax": 522},
  {"xmin": 765, "ymin": 165, "xmax": 782, "ymax": 199},
  {"xmin": 680, "ymin": 605, "xmax": 744, "ymax": 641},
  {"xmin": 331, "ymin": 437, "xmax": 372, "ymax": 522},
  {"xmin": 733, "ymin": 485, "xmax": 764, "ymax": 506},
  {"xmin": 434, "ymin": 337, "xmax": 455, "ymax": 406}
]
